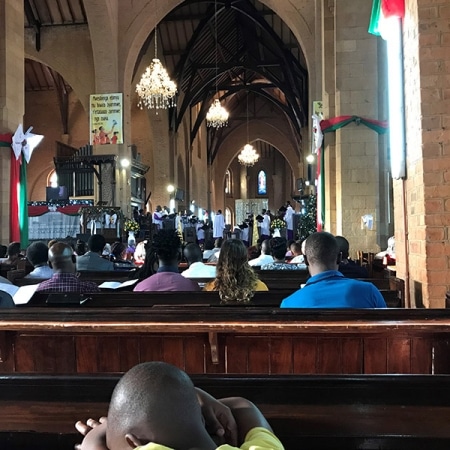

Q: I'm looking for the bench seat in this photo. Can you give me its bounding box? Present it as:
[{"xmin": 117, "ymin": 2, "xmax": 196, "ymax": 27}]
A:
[{"xmin": 0, "ymin": 374, "xmax": 450, "ymax": 449}]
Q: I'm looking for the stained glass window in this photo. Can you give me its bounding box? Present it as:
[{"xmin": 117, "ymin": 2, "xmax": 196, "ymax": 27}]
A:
[{"xmin": 257, "ymin": 170, "xmax": 267, "ymax": 195}]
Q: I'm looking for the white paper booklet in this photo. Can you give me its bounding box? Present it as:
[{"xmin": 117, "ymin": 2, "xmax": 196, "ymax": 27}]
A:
[
  {"xmin": 0, "ymin": 283, "xmax": 39, "ymax": 305},
  {"xmin": 98, "ymin": 279, "xmax": 138, "ymax": 289}
]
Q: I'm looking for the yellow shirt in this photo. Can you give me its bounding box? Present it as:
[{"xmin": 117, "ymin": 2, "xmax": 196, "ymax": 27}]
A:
[
  {"xmin": 203, "ymin": 279, "xmax": 268, "ymax": 291},
  {"xmin": 135, "ymin": 427, "xmax": 284, "ymax": 450}
]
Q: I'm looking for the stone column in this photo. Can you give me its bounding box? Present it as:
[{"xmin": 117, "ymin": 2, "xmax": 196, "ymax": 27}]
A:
[
  {"xmin": 331, "ymin": 1, "xmax": 382, "ymax": 252},
  {"xmin": 240, "ymin": 164, "xmax": 248, "ymax": 200},
  {"xmin": 0, "ymin": 0, "xmax": 24, "ymax": 244}
]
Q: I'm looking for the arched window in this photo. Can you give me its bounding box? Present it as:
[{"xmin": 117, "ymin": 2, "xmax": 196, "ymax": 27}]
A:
[
  {"xmin": 224, "ymin": 169, "xmax": 232, "ymax": 195},
  {"xmin": 47, "ymin": 170, "xmax": 58, "ymax": 187},
  {"xmin": 225, "ymin": 207, "xmax": 232, "ymax": 225},
  {"xmin": 257, "ymin": 170, "xmax": 267, "ymax": 195}
]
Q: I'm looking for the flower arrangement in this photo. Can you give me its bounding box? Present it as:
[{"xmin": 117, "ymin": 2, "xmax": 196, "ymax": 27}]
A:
[
  {"xmin": 124, "ymin": 218, "xmax": 140, "ymax": 233},
  {"xmin": 270, "ymin": 218, "xmax": 286, "ymax": 231}
]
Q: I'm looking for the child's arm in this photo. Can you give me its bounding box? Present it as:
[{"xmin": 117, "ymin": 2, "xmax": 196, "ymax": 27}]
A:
[
  {"xmin": 218, "ymin": 397, "xmax": 273, "ymax": 445},
  {"xmin": 195, "ymin": 387, "xmax": 238, "ymax": 446}
]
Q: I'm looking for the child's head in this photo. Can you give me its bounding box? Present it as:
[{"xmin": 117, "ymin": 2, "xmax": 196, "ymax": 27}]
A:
[{"xmin": 106, "ymin": 362, "xmax": 211, "ymax": 450}]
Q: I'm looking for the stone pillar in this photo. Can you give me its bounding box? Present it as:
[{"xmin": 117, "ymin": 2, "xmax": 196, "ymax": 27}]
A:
[
  {"xmin": 331, "ymin": 1, "xmax": 382, "ymax": 252},
  {"xmin": 240, "ymin": 164, "xmax": 248, "ymax": 199},
  {"xmin": 0, "ymin": 0, "xmax": 24, "ymax": 244}
]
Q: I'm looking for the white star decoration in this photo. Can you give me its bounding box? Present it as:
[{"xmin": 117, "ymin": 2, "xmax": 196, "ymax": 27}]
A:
[{"xmin": 12, "ymin": 124, "xmax": 44, "ymax": 163}]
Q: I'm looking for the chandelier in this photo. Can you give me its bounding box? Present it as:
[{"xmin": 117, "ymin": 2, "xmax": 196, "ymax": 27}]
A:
[
  {"xmin": 206, "ymin": 99, "xmax": 229, "ymax": 128},
  {"xmin": 238, "ymin": 91, "xmax": 259, "ymax": 166},
  {"xmin": 238, "ymin": 143, "xmax": 259, "ymax": 166},
  {"xmin": 136, "ymin": 24, "xmax": 177, "ymax": 110},
  {"xmin": 206, "ymin": 0, "xmax": 229, "ymax": 128}
]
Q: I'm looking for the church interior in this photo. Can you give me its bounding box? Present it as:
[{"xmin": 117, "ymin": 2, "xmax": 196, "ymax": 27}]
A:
[
  {"xmin": 2, "ymin": 2, "xmax": 450, "ymax": 448},
  {"xmin": 0, "ymin": 0, "xmax": 449, "ymax": 308}
]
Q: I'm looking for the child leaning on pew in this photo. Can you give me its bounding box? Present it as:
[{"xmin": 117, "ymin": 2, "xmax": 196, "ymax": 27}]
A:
[{"xmin": 76, "ymin": 361, "xmax": 284, "ymax": 450}]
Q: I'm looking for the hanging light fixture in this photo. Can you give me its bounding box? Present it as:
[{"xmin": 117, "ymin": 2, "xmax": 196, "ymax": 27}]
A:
[
  {"xmin": 136, "ymin": 21, "xmax": 177, "ymax": 110},
  {"xmin": 206, "ymin": 0, "xmax": 229, "ymax": 128},
  {"xmin": 206, "ymin": 99, "xmax": 229, "ymax": 128},
  {"xmin": 238, "ymin": 92, "xmax": 259, "ymax": 166},
  {"xmin": 238, "ymin": 143, "xmax": 259, "ymax": 166}
]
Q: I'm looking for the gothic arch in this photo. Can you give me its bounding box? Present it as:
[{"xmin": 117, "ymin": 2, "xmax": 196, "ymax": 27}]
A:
[
  {"xmin": 213, "ymin": 118, "xmax": 300, "ymax": 190},
  {"xmin": 25, "ymin": 31, "xmax": 94, "ymax": 112},
  {"xmin": 121, "ymin": 0, "xmax": 315, "ymax": 103}
]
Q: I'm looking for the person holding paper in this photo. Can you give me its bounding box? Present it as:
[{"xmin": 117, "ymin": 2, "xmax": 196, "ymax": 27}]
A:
[{"xmin": 37, "ymin": 243, "xmax": 100, "ymax": 293}]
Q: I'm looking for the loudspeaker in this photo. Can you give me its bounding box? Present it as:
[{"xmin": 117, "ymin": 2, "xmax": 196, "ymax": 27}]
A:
[
  {"xmin": 296, "ymin": 178, "xmax": 304, "ymax": 191},
  {"xmin": 175, "ymin": 188, "xmax": 184, "ymax": 201}
]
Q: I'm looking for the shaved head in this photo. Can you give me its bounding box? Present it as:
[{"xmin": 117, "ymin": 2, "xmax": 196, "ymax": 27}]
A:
[
  {"xmin": 304, "ymin": 232, "xmax": 340, "ymax": 273},
  {"xmin": 184, "ymin": 243, "xmax": 203, "ymax": 265},
  {"xmin": 106, "ymin": 362, "xmax": 211, "ymax": 450},
  {"xmin": 48, "ymin": 243, "xmax": 75, "ymax": 272}
]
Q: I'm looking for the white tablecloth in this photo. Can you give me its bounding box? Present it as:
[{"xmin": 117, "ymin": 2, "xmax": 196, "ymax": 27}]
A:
[{"xmin": 28, "ymin": 212, "xmax": 80, "ymax": 240}]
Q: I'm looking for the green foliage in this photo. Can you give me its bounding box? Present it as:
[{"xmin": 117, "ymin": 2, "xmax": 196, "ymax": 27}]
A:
[{"xmin": 297, "ymin": 194, "xmax": 317, "ymax": 241}]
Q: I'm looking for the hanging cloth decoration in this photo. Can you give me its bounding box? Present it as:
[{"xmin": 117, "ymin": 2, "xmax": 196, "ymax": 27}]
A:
[
  {"xmin": 313, "ymin": 115, "xmax": 388, "ymax": 231},
  {"xmin": 9, "ymin": 125, "xmax": 44, "ymax": 246}
]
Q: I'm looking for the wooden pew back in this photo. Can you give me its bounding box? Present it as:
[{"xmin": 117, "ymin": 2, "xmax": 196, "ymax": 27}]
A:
[
  {"xmin": 1, "ymin": 305, "xmax": 450, "ymax": 376},
  {"xmin": 1, "ymin": 374, "xmax": 450, "ymax": 449}
]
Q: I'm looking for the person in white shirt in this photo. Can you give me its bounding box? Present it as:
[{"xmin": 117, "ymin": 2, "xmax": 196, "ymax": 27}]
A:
[
  {"xmin": 260, "ymin": 209, "xmax": 271, "ymax": 240},
  {"xmin": 240, "ymin": 223, "xmax": 249, "ymax": 246},
  {"xmin": 182, "ymin": 243, "xmax": 216, "ymax": 279},
  {"xmin": 213, "ymin": 209, "xmax": 225, "ymax": 239},
  {"xmin": 289, "ymin": 241, "xmax": 306, "ymax": 267},
  {"xmin": 248, "ymin": 239, "xmax": 274, "ymax": 267},
  {"xmin": 284, "ymin": 201, "xmax": 295, "ymax": 240},
  {"xmin": 25, "ymin": 241, "xmax": 54, "ymax": 279},
  {"xmin": 196, "ymin": 221, "xmax": 205, "ymax": 245}
]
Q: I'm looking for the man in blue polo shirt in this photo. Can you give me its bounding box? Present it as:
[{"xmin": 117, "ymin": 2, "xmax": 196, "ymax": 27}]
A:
[{"xmin": 280, "ymin": 232, "xmax": 386, "ymax": 308}]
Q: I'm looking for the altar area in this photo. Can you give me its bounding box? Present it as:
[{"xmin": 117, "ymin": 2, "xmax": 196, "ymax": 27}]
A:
[{"xmin": 27, "ymin": 202, "xmax": 123, "ymax": 241}]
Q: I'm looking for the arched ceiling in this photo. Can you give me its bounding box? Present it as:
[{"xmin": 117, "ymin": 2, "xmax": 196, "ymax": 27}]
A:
[{"xmin": 23, "ymin": 0, "xmax": 308, "ymax": 163}]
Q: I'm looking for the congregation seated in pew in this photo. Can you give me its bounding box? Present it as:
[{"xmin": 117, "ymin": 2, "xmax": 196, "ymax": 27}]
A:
[
  {"xmin": 134, "ymin": 229, "xmax": 200, "ymax": 292},
  {"xmin": 36, "ymin": 242, "xmax": 100, "ymax": 293},
  {"xmin": 108, "ymin": 242, "xmax": 135, "ymax": 271},
  {"xmin": 248, "ymin": 239, "xmax": 273, "ymax": 267},
  {"xmin": 24, "ymin": 241, "xmax": 53, "ymax": 279},
  {"xmin": 0, "ymin": 229, "xmax": 404, "ymax": 308},
  {"xmin": 336, "ymin": 235, "xmax": 369, "ymax": 279},
  {"xmin": 281, "ymin": 232, "xmax": 386, "ymax": 309},
  {"xmin": 182, "ymin": 243, "xmax": 216, "ymax": 279},
  {"xmin": 76, "ymin": 235, "xmax": 114, "ymax": 271},
  {"xmin": 203, "ymin": 239, "xmax": 268, "ymax": 302},
  {"xmin": 261, "ymin": 237, "xmax": 305, "ymax": 271}
]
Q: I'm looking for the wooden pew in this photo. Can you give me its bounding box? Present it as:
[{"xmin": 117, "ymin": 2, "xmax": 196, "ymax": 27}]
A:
[
  {"xmin": 255, "ymin": 269, "xmax": 309, "ymax": 290},
  {"xmin": 1, "ymin": 374, "xmax": 450, "ymax": 449},
  {"xmin": 23, "ymin": 288, "xmax": 400, "ymax": 308},
  {"xmin": 0, "ymin": 263, "xmax": 16, "ymax": 279},
  {"xmin": 1, "ymin": 305, "xmax": 450, "ymax": 375},
  {"xmin": 26, "ymin": 290, "xmax": 291, "ymax": 307},
  {"xmin": 11, "ymin": 270, "xmax": 134, "ymax": 287}
]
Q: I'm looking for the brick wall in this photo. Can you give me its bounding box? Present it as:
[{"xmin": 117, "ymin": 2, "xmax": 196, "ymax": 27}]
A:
[{"xmin": 398, "ymin": 0, "xmax": 450, "ymax": 307}]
